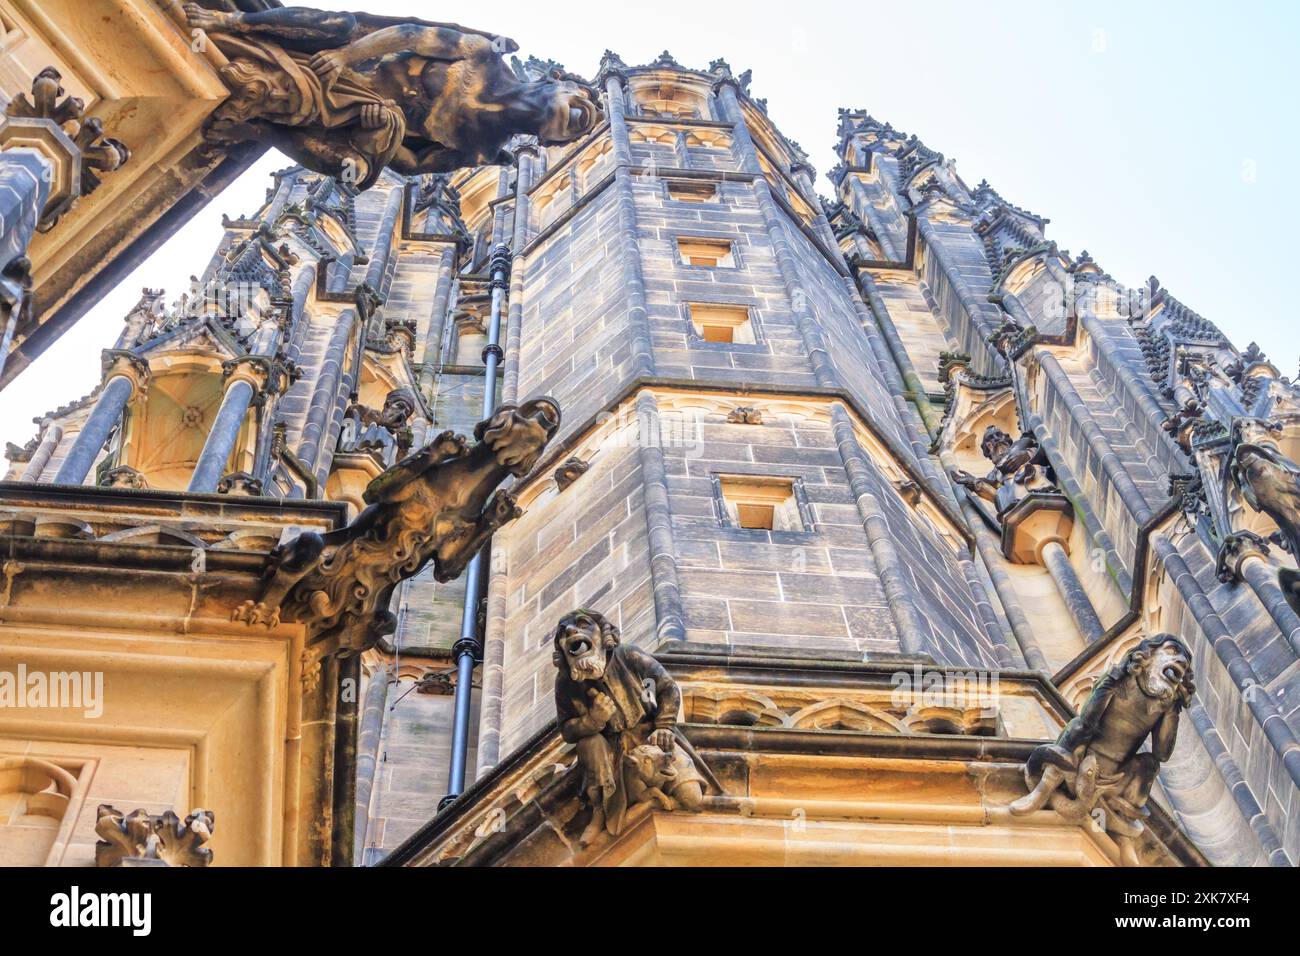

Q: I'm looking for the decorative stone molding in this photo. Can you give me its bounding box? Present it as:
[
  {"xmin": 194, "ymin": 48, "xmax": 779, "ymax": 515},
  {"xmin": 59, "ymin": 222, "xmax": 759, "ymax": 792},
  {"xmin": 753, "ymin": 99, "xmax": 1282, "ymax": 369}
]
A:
[
  {"xmin": 1216, "ymin": 530, "xmax": 1271, "ymax": 583},
  {"xmin": 93, "ymin": 805, "xmax": 215, "ymax": 867},
  {"xmin": 99, "ymin": 349, "xmax": 152, "ymax": 392},
  {"xmin": 1, "ymin": 67, "xmax": 130, "ymax": 231}
]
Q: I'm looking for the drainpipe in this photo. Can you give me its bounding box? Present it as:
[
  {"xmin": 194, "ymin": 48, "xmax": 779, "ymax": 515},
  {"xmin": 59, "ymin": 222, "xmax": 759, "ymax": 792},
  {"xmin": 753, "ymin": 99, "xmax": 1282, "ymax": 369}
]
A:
[{"xmin": 443, "ymin": 243, "xmax": 510, "ymax": 807}]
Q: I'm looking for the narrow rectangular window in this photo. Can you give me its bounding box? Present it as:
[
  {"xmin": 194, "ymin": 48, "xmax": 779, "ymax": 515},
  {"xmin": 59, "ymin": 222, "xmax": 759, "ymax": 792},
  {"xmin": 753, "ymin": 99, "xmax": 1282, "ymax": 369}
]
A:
[
  {"xmin": 678, "ymin": 238, "xmax": 735, "ymax": 268},
  {"xmin": 666, "ymin": 180, "xmax": 718, "ymax": 203},
  {"xmin": 718, "ymin": 476, "xmax": 801, "ymax": 532},
  {"xmin": 688, "ymin": 303, "xmax": 754, "ymax": 345}
]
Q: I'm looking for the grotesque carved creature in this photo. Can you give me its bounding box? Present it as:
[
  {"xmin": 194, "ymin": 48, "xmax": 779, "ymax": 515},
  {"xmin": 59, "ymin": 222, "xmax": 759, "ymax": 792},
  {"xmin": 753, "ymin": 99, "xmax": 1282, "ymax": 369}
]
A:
[
  {"xmin": 338, "ymin": 387, "xmax": 417, "ymax": 462},
  {"xmin": 726, "ymin": 406, "xmax": 763, "ymax": 425},
  {"xmin": 183, "ymin": 4, "xmax": 601, "ymax": 190},
  {"xmin": 1227, "ymin": 418, "xmax": 1300, "ymax": 614},
  {"xmin": 1009, "ymin": 635, "xmax": 1194, "ymax": 865},
  {"xmin": 552, "ymin": 456, "xmax": 588, "ymax": 492},
  {"xmin": 552, "ymin": 609, "xmax": 716, "ymax": 846},
  {"xmin": 234, "ymin": 397, "xmax": 560, "ymax": 654},
  {"xmin": 94, "ymin": 805, "xmax": 215, "ymax": 867},
  {"xmin": 216, "ymin": 471, "xmax": 263, "ymax": 496},
  {"xmin": 99, "ymin": 466, "xmax": 148, "ymax": 490},
  {"xmin": 950, "ymin": 425, "xmax": 1051, "ymax": 519}
]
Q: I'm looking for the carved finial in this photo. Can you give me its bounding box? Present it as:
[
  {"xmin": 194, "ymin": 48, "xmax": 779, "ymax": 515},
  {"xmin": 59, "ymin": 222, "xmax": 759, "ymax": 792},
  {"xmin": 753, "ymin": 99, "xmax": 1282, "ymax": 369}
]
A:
[{"xmin": 3, "ymin": 66, "xmax": 130, "ymax": 230}]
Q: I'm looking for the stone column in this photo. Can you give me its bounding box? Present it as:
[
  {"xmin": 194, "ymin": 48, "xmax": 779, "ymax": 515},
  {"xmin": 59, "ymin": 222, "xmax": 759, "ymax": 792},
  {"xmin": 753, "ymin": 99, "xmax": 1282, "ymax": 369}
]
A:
[
  {"xmin": 501, "ymin": 145, "xmax": 536, "ymax": 406},
  {"xmin": 1038, "ymin": 538, "xmax": 1106, "ymax": 643},
  {"xmin": 603, "ymin": 70, "xmax": 654, "ymax": 379},
  {"xmin": 0, "ymin": 149, "xmax": 50, "ymax": 378},
  {"xmin": 353, "ymin": 664, "xmax": 389, "ymax": 863},
  {"xmin": 831, "ymin": 404, "xmax": 928, "ymax": 655},
  {"xmin": 635, "ymin": 391, "xmax": 687, "ymax": 644},
  {"xmin": 188, "ymin": 361, "xmax": 262, "ymax": 493},
  {"xmin": 53, "ymin": 353, "xmax": 148, "ymax": 485},
  {"xmin": 20, "ymin": 419, "xmax": 61, "ymax": 481}
]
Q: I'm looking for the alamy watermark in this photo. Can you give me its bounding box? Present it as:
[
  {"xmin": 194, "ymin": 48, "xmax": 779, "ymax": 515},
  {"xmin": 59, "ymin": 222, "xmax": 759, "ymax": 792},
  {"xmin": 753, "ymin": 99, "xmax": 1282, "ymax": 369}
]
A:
[
  {"xmin": 889, "ymin": 664, "xmax": 1000, "ymax": 716},
  {"xmin": 0, "ymin": 664, "xmax": 103, "ymax": 719}
]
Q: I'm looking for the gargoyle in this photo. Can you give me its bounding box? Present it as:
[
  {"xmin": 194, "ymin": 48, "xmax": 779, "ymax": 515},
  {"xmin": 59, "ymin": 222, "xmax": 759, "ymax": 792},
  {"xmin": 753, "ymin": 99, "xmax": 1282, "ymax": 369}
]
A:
[
  {"xmin": 552, "ymin": 609, "xmax": 718, "ymax": 846},
  {"xmin": 1226, "ymin": 418, "xmax": 1300, "ymax": 614},
  {"xmin": 1009, "ymin": 635, "xmax": 1194, "ymax": 865},
  {"xmin": 234, "ymin": 397, "xmax": 560, "ymax": 654},
  {"xmin": 183, "ymin": 4, "xmax": 601, "ymax": 189}
]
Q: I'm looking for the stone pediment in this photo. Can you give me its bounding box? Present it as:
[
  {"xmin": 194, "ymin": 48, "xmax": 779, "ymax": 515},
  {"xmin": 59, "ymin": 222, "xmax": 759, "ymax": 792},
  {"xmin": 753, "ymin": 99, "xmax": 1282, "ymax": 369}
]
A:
[{"xmin": 382, "ymin": 647, "xmax": 1204, "ymax": 867}]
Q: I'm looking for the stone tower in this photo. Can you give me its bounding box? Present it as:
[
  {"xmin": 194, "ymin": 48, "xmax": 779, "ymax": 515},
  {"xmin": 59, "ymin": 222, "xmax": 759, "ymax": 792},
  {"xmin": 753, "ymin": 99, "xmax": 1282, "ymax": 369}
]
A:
[{"xmin": 3, "ymin": 42, "xmax": 1298, "ymax": 868}]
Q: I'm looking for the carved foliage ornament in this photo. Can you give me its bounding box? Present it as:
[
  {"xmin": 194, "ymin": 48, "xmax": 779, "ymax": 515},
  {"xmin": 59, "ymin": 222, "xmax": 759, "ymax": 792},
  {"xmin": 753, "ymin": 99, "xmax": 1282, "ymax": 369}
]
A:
[
  {"xmin": 94, "ymin": 805, "xmax": 214, "ymax": 867},
  {"xmin": 184, "ymin": 4, "xmax": 601, "ymax": 189},
  {"xmin": 1009, "ymin": 635, "xmax": 1194, "ymax": 865},
  {"xmin": 234, "ymin": 397, "xmax": 560, "ymax": 654}
]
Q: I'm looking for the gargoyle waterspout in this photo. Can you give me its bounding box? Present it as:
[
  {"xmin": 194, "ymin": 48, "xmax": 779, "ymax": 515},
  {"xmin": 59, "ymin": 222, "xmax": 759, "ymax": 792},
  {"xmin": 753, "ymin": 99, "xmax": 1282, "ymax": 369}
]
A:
[{"xmin": 234, "ymin": 397, "xmax": 560, "ymax": 654}]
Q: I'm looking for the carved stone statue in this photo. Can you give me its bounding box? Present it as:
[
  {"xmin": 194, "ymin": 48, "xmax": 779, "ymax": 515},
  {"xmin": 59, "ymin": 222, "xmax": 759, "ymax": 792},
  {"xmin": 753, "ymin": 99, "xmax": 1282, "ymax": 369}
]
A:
[
  {"xmin": 338, "ymin": 387, "xmax": 417, "ymax": 462},
  {"xmin": 183, "ymin": 4, "xmax": 601, "ymax": 189},
  {"xmin": 950, "ymin": 425, "xmax": 1051, "ymax": 519},
  {"xmin": 1227, "ymin": 418, "xmax": 1300, "ymax": 614},
  {"xmin": 234, "ymin": 397, "xmax": 560, "ymax": 654},
  {"xmin": 1009, "ymin": 635, "xmax": 1194, "ymax": 865},
  {"xmin": 94, "ymin": 805, "xmax": 215, "ymax": 867},
  {"xmin": 552, "ymin": 609, "xmax": 717, "ymax": 846}
]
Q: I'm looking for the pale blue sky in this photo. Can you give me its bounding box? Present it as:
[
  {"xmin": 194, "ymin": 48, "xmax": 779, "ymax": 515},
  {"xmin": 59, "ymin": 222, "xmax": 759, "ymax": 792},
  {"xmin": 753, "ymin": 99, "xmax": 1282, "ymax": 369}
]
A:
[{"xmin": 4, "ymin": 0, "xmax": 1296, "ymax": 446}]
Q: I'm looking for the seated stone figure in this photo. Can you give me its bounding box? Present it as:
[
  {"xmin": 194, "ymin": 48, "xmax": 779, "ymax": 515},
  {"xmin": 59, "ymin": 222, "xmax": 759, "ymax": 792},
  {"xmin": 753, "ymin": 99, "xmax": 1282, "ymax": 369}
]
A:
[
  {"xmin": 184, "ymin": 4, "xmax": 601, "ymax": 189},
  {"xmin": 234, "ymin": 397, "xmax": 560, "ymax": 655},
  {"xmin": 551, "ymin": 609, "xmax": 715, "ymax": 846},
  {"xmin": 338, "ymin": 387, "xmax": 416, "ymax": 465},
  {"xmin": 1227, "ymin": 418, "xmax": 1300, "ymax": 614},
  {"xmin": 1009, "ymin": 634, "xmax": 1194, "ymax": 865}
]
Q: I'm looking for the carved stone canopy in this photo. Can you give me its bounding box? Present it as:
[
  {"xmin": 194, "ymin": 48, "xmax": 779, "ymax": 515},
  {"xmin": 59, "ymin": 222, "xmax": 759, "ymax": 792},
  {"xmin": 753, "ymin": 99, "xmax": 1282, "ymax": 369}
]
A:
[{"xmin": 184, "ymin": 4, "xmax": 601, "ymax": 189}]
